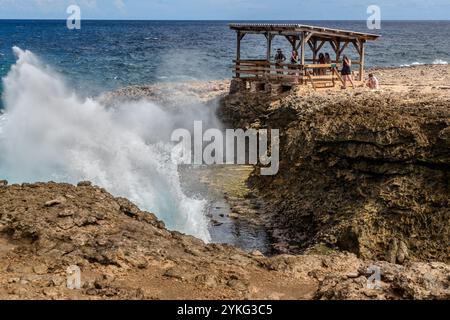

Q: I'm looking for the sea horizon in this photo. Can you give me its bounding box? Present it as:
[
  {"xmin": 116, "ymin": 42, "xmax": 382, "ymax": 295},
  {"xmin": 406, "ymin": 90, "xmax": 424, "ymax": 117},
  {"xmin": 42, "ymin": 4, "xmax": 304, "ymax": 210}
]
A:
[
  {"xmin": 0, "ymin": 18, "xmax": 450, "ymax": 21},
  {"xmin": 1, "ymin": 19, "xmax": 449, "ymax": 102}
]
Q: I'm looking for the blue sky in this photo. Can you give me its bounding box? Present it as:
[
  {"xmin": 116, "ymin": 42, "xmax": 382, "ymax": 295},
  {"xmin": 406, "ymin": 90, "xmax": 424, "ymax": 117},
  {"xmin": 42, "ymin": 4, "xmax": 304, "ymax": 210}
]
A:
[{"xmin": 0, "ymin": 0, "xmax": 449, "ymax": 20}]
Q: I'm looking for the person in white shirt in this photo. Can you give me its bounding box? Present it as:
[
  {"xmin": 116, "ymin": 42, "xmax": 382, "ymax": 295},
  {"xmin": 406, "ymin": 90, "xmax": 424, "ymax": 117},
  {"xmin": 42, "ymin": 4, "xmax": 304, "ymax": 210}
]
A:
[{"xmin": 367, "ymin": 73, "xmax": 379, "ymax": 90}]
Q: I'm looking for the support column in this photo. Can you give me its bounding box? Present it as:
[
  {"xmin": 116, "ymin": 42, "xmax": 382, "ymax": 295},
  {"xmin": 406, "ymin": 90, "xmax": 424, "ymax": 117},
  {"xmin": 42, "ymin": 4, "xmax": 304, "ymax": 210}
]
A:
[
  {"xmin": 236, "ymin": 31, "xmax": 242, "ymax": 61},
  {"xmin": 236, "ymin": 31, "xmax": 243, "ymax": 78},
  {"xmin": 359, "ymin": 40, "xmax": 365, "ymax": 81},
  {"xmin": 300, "ymin": 32, "xmax": 305, "ymax": 65},
  {"xmin": 312, "ymin": 39, "xmax": 318, "ymax": 64},
  {"xmin": 335, "ymin": 40, "xmax": 341, "ymax": 64},
  {"xmin": 266, "ymin": 33, "xmax": 273, "ymax": 62}
]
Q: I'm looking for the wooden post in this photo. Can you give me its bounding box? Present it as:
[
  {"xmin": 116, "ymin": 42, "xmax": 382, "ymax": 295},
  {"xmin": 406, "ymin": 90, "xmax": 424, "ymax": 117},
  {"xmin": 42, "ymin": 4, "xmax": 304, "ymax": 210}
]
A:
[
  {"xmin": 335, "ymin": 40, "xmax": 341, "ymax": 63},
  {"xmin": 236, "ymin": 31, "xmax": 243, "ymax": 78},
  {"xmin": 359, "ymin": 40, "xmax": 365, "ymax": 81},
  {"xmin": 312, "ymin": 39, "xmax": 317, "ymax": 63},
  {"xmin": 300, "ymin": 32, "xmax": 305, "ymax": 65},
  {"xmin": 236, "ymin": 31, "xmax": 242, "ymax": 61},
  {"xmin": 266, "ymin": 33, "xmax": 273, "ymax": 62},
  {"xmin": 300, "ymin": 33, "xmax": 307, "ymax": 84}
]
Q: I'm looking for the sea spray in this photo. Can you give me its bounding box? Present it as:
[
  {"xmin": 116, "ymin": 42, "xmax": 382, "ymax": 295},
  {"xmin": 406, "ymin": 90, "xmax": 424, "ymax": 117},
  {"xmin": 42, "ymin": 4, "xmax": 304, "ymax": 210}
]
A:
[{"xmin": 0, "ymin": 47, "xmax": 211, "ymax": 242}]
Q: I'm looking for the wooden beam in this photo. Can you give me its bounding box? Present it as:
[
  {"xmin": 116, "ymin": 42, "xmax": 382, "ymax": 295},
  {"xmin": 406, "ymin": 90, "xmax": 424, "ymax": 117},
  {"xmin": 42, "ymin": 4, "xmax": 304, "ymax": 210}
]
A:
[
  {"xmin": 334, "ymin": 40, "xmax": 341, "ymax": 63},
  {"xmin": 316, "ymin": 40, "xmax": 326, "ymax": 54},
  {"xmin": 265, "ymin": 33, "xmax": 273, "ymax": 61},
  {"xmin": 329, "ymin": 40, "xmax": 337, "ymax": 53},
  {"xmin": 338, "ymin": 41, "xmax": 350, "ymax": 57},
  {"xmin": 352, "ymin": 40, "xmax": 362, "ymax": 55},
  {"xmin": 236, "ymin": 31, "xmax": 243, "ymax": 77},
  {"xmin": 306, "ymin": 71, "xmax": 316, "ymax": 90},
  {"xmin": 312, "ymin": 40, "xmax": 317, "ymax": 64},
  {"xmin": 300, "ymin": 32, "xmax": 306, "ymax": 65},
  {"xmin": 284, "ymin": 35, "xmax": 297, "ymax": 48},
  {"xmin": 307, "ymin": 40, "xmax": 314, "ymax": 52},
  {"xmin": 304, "ymin": 32, "xmax": 314, "ymax": 43},
  {"xmin": 359, "ymin": 39, "xmax": 365, "ymax": 81}
]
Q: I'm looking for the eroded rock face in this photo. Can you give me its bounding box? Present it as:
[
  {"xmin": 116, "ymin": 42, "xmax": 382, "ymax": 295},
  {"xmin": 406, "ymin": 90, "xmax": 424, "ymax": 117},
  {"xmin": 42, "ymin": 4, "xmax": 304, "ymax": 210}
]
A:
[
  {"xmin": 0, "ymin": 182, "xmax": 448, "ymax": 300},
  {"xmin": 219, "ymin": 89, "xmax": 450, "ymax": 263},
  {"xmin": 100, "ymin": 80, "xmax": 230, "ymax": 107}
]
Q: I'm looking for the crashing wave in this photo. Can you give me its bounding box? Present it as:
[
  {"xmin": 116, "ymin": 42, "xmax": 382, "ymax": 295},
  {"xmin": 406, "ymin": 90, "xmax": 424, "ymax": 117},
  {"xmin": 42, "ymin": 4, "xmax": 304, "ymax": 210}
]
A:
[{"xmin": 0, "ymin": 47, "xmax": 211, "ymax": 242}]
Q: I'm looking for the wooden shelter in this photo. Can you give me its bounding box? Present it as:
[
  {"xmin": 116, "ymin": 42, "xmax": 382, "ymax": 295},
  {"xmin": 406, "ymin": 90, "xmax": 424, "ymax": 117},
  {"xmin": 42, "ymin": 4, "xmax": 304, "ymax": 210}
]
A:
[{"xmin": 229, "ymin": 23, "xmax": 380, "ymax": 92}]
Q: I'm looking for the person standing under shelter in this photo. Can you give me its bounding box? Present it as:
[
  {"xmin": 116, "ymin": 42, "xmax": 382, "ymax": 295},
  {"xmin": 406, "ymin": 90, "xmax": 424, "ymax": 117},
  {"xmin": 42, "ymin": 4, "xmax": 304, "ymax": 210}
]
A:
[
  {"xmin": 290, "ymin": 50, "xmax": 299, "ymax": 82},
  {"xmin": 341, "ymin": 55, "xmax": 355, "ymax": 89},
  {"xmin": 275, "ymin": 48, "xmax": 286, "ymax": 74},
  {"xmin": 290, "ymin": 50, "xmax": 298, "ymax": 64},
  {"xmin": 318, "ymin": 53, "xmax": 326, "ymax": 75}
]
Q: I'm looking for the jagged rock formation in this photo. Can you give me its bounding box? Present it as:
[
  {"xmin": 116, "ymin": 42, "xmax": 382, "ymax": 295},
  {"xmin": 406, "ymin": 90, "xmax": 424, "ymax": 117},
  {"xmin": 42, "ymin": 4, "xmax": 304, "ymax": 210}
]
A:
[
  {"xmin": 1, "ymin": 65, "xmax": 449, "ymax": 300},
  {"xmin": 100, "ymin": 80, "xmax": 230, "ymax": 107},
  {"xmin": 219, "ymin": 87, "xmax": 450, "ymax": 264},
  {"xmin": 0, "ymin": 181, "xmax": 448, "ymax": 300}
]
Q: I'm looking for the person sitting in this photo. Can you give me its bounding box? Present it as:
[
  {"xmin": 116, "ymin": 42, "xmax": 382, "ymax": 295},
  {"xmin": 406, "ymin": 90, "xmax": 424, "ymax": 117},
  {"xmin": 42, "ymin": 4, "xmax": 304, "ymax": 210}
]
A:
[
  {"xmin": 324, "ymin": 53, "xmax": 332, "ymax": 64},
  {"xmin": 318, "ymin": 53, "xmax": 326, "ymax": 64},
  {"xmin": 366, "ymin": 73, "xmax": 380, "ymax": 90},
  {"xmin": 290, "ymin": 50, "xmax": 299, "ymax": 82},
  {"xmin": 275, "ymin": 49, "xmax": 286, "ymax": 74},
  {"xmin": 323, "ymin": 53, "xmax": 332, "ymax": 75},
  {"xmin": 290, "ymin": 50, "xmax": 298, "ymax": 64},
  {"xmin": 317, "ymin": 53, "xmax": 326, "ymax": 75}
]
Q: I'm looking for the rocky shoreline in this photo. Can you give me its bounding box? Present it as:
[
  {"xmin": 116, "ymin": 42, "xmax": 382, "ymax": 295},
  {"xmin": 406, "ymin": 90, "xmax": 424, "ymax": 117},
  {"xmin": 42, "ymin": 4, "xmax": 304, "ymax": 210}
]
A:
[
  {"xmin": 0, "ymin": 64, "xmax": 449, "ymax": 300},
  {"xmin": 0, "ymin": 181, "xmax": 449, "ymax": 300}
]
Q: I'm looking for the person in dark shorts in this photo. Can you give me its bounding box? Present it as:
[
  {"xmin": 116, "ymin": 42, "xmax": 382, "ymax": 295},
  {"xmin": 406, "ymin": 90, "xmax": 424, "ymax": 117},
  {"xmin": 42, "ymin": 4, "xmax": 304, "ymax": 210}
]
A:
[
  {"xmin": 341, "ymin": 55, "xmax": 355, "ymax": 89},
  {"xmin": 275, "ymin": 49, "xmax": 286, "ymax": 74}
]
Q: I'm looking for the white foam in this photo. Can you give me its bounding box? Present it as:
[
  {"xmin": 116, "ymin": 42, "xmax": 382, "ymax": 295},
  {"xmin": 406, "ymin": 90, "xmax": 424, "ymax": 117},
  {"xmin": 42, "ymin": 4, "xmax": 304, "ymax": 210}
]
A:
[
  {"xmin": 400, "ymin": 59, "xmax": 448, "ymax": 67},
  {"xmin": 0, "ymin": 47, "xmax": 211, "ymax": 242},
  {"xmin": 432, "ymin": 59, "xmax": 448, "ymax": 65},
  {"xmin": 400, "ymin": 62, "xmax": 424, "ymax": 67}
]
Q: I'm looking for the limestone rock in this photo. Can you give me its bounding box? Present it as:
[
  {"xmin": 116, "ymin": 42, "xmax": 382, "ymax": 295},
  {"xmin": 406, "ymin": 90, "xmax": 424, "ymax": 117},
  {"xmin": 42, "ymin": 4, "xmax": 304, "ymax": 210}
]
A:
[{"xmin": 44, "ymin": 196, "xmax": 67, "ymax": 207}]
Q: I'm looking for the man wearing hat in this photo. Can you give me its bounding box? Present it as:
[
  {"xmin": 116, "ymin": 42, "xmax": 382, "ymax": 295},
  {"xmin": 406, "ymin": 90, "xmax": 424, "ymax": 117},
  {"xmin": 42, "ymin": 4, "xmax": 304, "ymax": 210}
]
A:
[{"xmin": 274, "ymin": 48, "xmax": 286, "ymax": 74}]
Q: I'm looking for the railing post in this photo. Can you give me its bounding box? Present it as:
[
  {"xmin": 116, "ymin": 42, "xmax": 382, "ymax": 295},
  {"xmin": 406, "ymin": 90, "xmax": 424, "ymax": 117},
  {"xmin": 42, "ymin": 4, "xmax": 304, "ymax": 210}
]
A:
[{"xmin": 300, "ymin": 32, "xmax": 305, "ymax": 66}]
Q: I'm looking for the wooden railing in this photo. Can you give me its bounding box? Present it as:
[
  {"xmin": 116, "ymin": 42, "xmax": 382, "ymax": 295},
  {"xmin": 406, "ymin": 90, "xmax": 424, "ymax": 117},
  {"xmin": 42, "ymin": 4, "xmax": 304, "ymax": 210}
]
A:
[{"xmin": 233, "ymin": 59, "xmax": 345, "ymax": 88}]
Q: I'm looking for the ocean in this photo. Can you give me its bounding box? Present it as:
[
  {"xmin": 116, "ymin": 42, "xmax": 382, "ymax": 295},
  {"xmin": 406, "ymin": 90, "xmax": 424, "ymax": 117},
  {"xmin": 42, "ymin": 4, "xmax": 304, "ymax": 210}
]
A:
[
  {"xmin": 1, "ymin": 20, "xmax": 449, "ymax": 102},
  {"xmin": 0, "ymin": 20, "xmax": 449, "ymax": 242}
]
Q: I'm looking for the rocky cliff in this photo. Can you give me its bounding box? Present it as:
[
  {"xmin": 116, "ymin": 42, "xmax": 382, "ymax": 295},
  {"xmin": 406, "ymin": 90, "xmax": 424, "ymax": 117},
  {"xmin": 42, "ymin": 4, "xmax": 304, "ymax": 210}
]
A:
[
  {"xmin": 219, "ymin": 87, "xmax": 450, "ymax": 264},
  {"xmin": 1, "ymin": 65, "xmax": 449, "ymax": 300}
]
